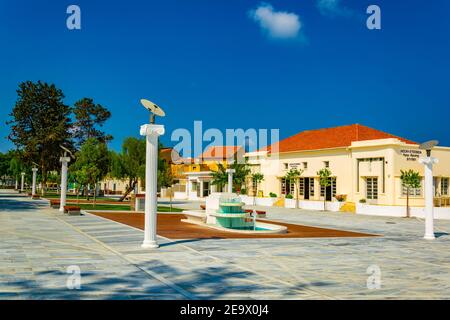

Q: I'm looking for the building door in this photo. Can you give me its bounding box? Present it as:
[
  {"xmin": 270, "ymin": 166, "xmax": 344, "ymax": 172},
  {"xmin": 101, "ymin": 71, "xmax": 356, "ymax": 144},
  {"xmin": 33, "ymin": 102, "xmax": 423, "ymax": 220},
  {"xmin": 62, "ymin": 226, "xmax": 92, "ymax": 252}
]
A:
[
  {"xmin": 366, "ymin": 178, "xmax": 378, "ymax": 201},
  {"xmin": 203, "ymin": 182, "xmax": 210, "ymax": 197},
  {"xmin": 304, "ymin": 178, "xmax": 310, "ymax": 200}
]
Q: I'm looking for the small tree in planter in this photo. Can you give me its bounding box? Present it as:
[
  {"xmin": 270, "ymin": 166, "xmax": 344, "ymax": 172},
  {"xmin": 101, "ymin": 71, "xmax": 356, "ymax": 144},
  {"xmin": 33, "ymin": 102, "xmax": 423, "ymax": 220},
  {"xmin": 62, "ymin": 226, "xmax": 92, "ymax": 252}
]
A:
[
  {"xmin": 284, "ymin": 169, "xmax": 304, "ymax": 209},
  {"xmin": 317, "ymin": 168, "xmax": 332, "ymax": 211},
  {"xmin": 400, "ymin": 169, "xmax": 421, "ymax": 218},
  {"xmin": 251, "ymin": 172, "xmax": 264, "ymax": 205}
]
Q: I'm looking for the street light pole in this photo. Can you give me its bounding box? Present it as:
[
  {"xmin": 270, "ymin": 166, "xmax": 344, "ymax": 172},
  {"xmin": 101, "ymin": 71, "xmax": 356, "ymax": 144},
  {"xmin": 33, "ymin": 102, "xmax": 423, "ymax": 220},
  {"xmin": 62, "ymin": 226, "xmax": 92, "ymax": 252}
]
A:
[
  {"xmin": 419, "ymin": 141, "xmax": 439, "ymax": 240},
  {"xmin": 59, "ymin": 154, "xmax": 71, "ymax": 212},
  {"xmin": 139, "ymin": 99, "xmax": 166, "ymax": 249},
  {"xmin": 32, "ymin": 167, "xmax": 38, "ymax": 196},
  {"xmin": 20, "ymin": 172, "xmax": 25, "ymax": 193}
]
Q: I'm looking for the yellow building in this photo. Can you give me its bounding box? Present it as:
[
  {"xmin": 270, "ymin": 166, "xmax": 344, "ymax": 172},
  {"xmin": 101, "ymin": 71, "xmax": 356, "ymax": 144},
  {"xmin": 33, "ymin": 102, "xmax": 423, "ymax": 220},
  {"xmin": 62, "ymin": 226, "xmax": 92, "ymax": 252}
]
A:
[
  {"xmin": 247, "ymin": 124, "xmax": 450, "ymax": 208},
  {"xmin": 172, "ymin": 146, "xmax": 243, "ymax": 200}
]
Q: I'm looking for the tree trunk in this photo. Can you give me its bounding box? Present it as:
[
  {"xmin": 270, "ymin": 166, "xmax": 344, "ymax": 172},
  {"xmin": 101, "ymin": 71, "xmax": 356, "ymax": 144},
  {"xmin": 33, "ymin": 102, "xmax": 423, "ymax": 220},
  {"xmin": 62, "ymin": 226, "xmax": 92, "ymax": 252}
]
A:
[
  {"xmin": 323, "ymin": 186, "xmax": 326, "ymax": 211},
  {"xmin": 93, "ymin": 182, "xmax": 97, "ymax": 209},
  {"xmin": 118, "ymin": 179, "xmax": 136, "ymax": 202},
  {"xmin": 296, "ymin": 179, "xmax": 299, "ymax": 209}
]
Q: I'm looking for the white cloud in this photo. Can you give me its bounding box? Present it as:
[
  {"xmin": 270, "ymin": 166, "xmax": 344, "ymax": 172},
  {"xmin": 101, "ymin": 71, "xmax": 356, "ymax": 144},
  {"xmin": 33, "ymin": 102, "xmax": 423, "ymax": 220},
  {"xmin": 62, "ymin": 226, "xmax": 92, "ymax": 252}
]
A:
[
  {"xmin": 249, "ymin": 3, "xmax": 302, "ymax": 39},
  {"xmin": 316, "ymin": 0, "xmax": 353, "ymax": 17}
]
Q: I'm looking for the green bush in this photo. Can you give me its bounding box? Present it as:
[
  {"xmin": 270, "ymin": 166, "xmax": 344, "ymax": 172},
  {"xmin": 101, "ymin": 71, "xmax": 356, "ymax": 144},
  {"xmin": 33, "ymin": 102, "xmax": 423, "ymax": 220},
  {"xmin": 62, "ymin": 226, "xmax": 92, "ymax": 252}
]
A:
[
  {"xmin": 240, "ymin": 188, "xmax": 247, "ymax": 195},
  {"xmin": 335, "ymin": 194, "xmax": 347, "ymax": 202},
  {"xmin": 285, "ymin": 194, "xmax": 294, "ymax": 199},
  {"xmin": 359, "ymin": 198, "xmax": 367, "ymax": 203},
  {"xmin": 269, "ymin": 192, "xmax": 277, "ymax": 198}
]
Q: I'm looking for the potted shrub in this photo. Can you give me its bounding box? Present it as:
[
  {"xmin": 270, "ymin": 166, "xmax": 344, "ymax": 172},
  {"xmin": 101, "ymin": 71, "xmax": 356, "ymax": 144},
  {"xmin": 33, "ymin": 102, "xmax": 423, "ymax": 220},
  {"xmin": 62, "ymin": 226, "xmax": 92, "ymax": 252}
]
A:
[
  {"xmin": 335, "ymin": 194, "xmax": 347, "ymax": 202},
  {"xmin": 285, "ymin": 193, "xmax": 297, "ymax": 209},
  {"xmin": 359, "ymin": 198, "xmax": 367, "ymax": 203}
]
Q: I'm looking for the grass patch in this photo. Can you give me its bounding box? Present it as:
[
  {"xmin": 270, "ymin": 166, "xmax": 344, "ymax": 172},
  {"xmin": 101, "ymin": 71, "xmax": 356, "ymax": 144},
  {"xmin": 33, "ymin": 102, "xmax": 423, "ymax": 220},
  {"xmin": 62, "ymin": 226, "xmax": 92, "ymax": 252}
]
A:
[
  {"xmin": 77, "ymin": 203, "xmax": 183, "ymax": 212},
  {"xmin": 44, "ymin": 194, "xmax": 122, "ymax": 202}
]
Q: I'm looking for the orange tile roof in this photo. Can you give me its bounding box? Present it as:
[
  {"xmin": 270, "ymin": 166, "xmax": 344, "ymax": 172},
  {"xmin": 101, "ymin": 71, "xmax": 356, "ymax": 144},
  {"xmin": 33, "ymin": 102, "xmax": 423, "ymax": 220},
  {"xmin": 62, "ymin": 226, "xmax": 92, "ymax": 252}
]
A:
[
  {"xmin": 200, "ymin": 146, "xmax": 243, "ymax": 160},
  {"xmin": 266, "ymin": 124, "xmax": 416, "ymax": 154}
]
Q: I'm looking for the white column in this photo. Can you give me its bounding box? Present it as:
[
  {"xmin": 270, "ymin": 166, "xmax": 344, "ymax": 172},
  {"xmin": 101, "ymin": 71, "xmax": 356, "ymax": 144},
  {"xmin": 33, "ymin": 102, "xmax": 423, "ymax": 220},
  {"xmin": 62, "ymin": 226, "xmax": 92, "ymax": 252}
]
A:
[
  {"xmin": 32, "ymin": 168, "xmax": 38, "ymax": 196},
  {"xmin": 15, "ymin": 178, "xmax": 18, "ymax": 190},
  {"xmin": 200, "ymin": 180, "xmax": 204, "ymax": 198},
  {"xmin": 226, "ymin": 169, "xmax": 235, "ymax": 194},
  {"xmin": 20, "ymin": 172, "xmax": 25, "ymax": 192},
  {"xmin": 140, "ymin": 124, "xmax": 165, "ymax": 249},
  {"xmin": 59, "ymin": 157, "xmax": 71, "ymax": 212},
  {"xmin": 419, "ymin": 156, "xmax": 439, "ymax": 240}
]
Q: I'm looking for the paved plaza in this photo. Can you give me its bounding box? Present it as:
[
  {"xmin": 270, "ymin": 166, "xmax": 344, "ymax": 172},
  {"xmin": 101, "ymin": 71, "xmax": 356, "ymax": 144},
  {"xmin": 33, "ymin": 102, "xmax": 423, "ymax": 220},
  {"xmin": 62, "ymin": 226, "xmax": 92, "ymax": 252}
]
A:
[{"xmin": 1, "ymin": 189, "xmax": 449, "ymax": 299}]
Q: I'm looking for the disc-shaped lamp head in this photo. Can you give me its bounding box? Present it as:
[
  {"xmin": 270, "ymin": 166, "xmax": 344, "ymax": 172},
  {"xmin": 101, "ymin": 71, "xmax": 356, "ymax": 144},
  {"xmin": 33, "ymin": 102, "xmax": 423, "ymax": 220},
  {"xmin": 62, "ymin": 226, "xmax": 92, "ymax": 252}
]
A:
[
  {"xmin": 140, "ymin": 99, "xmax": 166, "ymax": 124},
  {"xmin": 419, "ymin": 140, "xmax": 439, "ymax": 157}
]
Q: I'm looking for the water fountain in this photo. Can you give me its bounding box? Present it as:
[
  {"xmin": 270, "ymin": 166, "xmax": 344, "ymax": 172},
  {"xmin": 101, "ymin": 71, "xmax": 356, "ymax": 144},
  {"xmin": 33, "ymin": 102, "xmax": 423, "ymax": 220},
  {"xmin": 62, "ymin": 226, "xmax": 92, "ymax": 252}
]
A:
[{"xmin": 182, "ymin": 193, "xmax": 287, "ymax": 234}]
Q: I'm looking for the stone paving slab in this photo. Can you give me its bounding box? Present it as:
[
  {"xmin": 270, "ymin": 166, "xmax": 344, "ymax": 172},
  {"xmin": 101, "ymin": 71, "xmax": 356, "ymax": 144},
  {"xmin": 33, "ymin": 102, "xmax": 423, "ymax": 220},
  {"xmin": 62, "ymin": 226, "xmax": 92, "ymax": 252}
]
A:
[{"xmin": 1, "ymin": 190, "xmax": 450, "ymax": 299}]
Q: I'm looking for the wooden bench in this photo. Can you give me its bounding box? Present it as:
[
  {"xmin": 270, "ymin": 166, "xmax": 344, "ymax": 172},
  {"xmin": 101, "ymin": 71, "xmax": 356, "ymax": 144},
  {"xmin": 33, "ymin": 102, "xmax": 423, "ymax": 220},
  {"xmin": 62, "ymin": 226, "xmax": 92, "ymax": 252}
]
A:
[
  {"xmin": 63, "ymin": 205, "xmax": 81, "ymax": 216},
  {"xmin": 49, "ymin": 199, "xmax": 60, "ymax": 208},
  {"xmin": 256, "ymin": 210, "xmax": 266, "ymax": 218}
]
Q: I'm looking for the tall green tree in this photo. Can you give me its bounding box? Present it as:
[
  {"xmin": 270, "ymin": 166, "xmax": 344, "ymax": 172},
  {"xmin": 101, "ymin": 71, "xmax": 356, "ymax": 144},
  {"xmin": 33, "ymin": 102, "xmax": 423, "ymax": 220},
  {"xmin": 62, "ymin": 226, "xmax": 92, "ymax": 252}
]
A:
[
  {"xmin": 284, "ymin": 168, "xmax": 304, "ymax": 209},
  {"xmin": 72, "ymin": 97, "xmax": 112, "ymax": 146},
  {"xmin": 109, "ymin": 137, "xmax": 146, "ymax": 201},
  {"xmin": 158, "ymin": 145, "xmax": 173, "ymax": 191},
  {"xmin": 317, "ymin": 167, "xmax": 332, "ymax": 211},
  {"xmin": 7, "ymin": 81, "xmax": 73, "ymax": 194},
  {"xmin": 70, "ymin": 138, "xmax": 110, "ymax": 206},
  {"xmin": 400, "ymin": 169, "xmax": 421, "ymax": 218}
]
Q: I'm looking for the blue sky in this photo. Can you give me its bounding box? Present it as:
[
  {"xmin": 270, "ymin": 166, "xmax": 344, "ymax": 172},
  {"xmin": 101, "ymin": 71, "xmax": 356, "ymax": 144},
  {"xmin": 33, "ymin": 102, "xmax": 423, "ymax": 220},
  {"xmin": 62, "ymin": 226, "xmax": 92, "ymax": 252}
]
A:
[{"xmin": 1, "ymin": 0, "xmax": 449, "ymax": 154}]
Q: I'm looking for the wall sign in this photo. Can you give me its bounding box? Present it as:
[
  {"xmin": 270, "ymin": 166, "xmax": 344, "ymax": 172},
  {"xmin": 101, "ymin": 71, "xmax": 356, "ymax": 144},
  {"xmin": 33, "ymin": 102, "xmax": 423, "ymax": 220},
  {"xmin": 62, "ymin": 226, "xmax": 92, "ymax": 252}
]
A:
[
  {"xmin": 288, "ymin": 163, "xmax": 301, "ymax": 169},
  {"xmin": 400, "ymin": 149, "xmax": 422, "ymax": 161}
]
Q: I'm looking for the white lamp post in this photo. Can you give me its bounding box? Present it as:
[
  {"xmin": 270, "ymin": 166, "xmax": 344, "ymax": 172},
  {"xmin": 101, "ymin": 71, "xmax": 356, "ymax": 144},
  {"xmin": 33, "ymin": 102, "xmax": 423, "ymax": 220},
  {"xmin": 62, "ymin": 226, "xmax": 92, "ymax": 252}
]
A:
[
  {"xmin": 226, "ymin": 169, "xmax": 235, "ymax": 193},
  {"xmin": 59, "ymin": 145, "xmax": 73, "ymax": 212},
  {"xmin": 419, "ymin": 140, "xmax": 439, "ymax": 240},
  {"xmin": 31, "ymin": 167, "xmax": 38, "ymax": 196},
  {"xmin": 20, "ymin": 172, "xmax": 25, "ymax": 192},
  {"xmin": 140, "ymin": 99, "xmax": 166, "ymax": 249}
]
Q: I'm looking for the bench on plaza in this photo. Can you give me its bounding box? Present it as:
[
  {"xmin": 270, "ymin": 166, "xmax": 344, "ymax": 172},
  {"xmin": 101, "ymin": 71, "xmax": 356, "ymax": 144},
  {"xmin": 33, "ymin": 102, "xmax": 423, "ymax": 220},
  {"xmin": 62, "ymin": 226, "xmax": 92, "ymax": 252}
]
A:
[
  {"xmin": 49, "ymin": 199, "xmax": 60, "ymax": 208},
  {"xmin": 256, "ymin": 210, "xmax": 266, "ymax": 218},
  {"xmin": 63, "ymin": 205, "xmax": 81, "ymax": 216}
]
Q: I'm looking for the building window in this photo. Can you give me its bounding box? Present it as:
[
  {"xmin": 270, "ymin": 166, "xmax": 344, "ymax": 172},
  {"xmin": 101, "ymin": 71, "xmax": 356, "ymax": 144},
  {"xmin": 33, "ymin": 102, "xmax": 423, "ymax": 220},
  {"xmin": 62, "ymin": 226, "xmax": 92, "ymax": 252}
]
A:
[
  {"xmin": 284, "ymin": 163, "xmax": 288, "ymax": 170},
  {"xmin": 402, "ymin": 180, "xmax": 422, "ymax": 197},
  {"xmin": 299, "ymin": 178, "xmax": 305, "ymax": 196},
  {"xmin": 324, "ymin": 161, "xmax": 330, "ymax": 168},
  {"xmin": 320, "ymin": 177, "xmax": 337, "ymax": 197},
  {"xmin": 113, "ymin": 183, "xmax": 116, "ymax": 192},
  {"xmin": 303, "ymin": 162, "xmax": 308, "ymax": 169},
  {"xmin": 281, "ymin": 178, "xmax": 295, "ymax": 195},
  {"xmin": 366, "ymin": 178, "xmax": 378, "ymax": 200},
  {"xmin": 442, "ymin": 178, "xmax": 449, "ymax": 196}
]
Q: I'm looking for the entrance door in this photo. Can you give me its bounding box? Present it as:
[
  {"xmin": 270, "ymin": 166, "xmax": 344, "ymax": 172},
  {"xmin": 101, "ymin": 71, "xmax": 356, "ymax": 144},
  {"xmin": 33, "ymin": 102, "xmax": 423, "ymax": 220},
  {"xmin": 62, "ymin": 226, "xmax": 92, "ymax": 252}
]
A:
[
  {"xmin": 304, "ymin": 178, "xmax": 310, "ymax": 200},
  {"xmin": 326, "ymin": 185, "xmax": 332, "ymax": 201}
]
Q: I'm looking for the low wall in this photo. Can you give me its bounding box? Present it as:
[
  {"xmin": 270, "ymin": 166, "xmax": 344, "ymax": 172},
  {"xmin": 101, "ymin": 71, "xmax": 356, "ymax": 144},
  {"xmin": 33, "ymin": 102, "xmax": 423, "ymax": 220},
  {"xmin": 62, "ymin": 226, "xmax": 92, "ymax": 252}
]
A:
[
  {"xmin": 298, "ymin": 200, "xmax": 343, "ymax": 212},
  {"xmin": 239, "ymin": 195, "xmax": 278, "ymax": 207},
  {"xmin": 356, "ymin": 203, "xmax": 450, "ymax": 220},
  {"xmin": 174, "ymin": 191, "xmax": 187, "ymax": 200}
]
